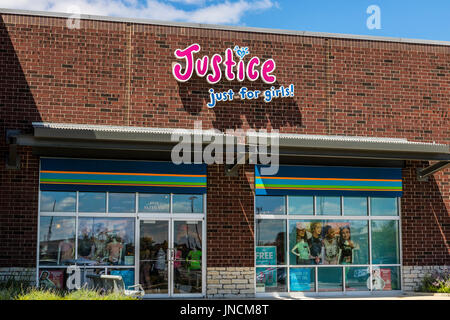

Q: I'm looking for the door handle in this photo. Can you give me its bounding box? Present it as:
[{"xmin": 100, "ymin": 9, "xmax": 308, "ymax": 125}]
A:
[{"xmin": 167, "ymin": 248, "xmax": 175, "ymax": 262}]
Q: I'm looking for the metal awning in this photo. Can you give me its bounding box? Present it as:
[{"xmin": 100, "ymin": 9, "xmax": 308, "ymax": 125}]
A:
[
  {"xmin": 25, "ymin": 122, "xmax": 449, "ymax": 155},
  {"xmin": 6, "ymin": 122, "xmax": 450, "ymax": 177}
]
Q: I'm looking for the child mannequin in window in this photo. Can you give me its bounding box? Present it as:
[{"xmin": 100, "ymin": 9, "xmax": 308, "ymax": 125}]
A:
[
  {"xmin": 186, "ymin": 246, "xmax": 202, "ymax": 272},
  {"xmin": 78, "ymin": 227, "xmax": 95, "ymax": 259},
  {"xmin": 94, "ymin": 225, "xmax": 108, "ymax": 262},
  {"xmin": 338, "ymin": 226, "xmax": 357, "ymax": 264},
  {"xmin": 106, "ymin": 236, "xmax": 123, "ymax": 265},
  {"xmin": 309, "ymin": 222, "xmax": 323, "ymax": 265},
  {"xmin": 186, "ymin": 245, "xmax": 202, "ymax": 290},
  {"xmin": 291, "ymin": 222, "xmax": 311, "ymax": 265},
  {"xmin": 173, "ymin": 245, "xmax": 183, "ymax": 279},
  {"xmin": 57, "ymin": 239, "xmax": 74, "ymax": 264},
  {"xmin": 323, "ymin": 225, "xmax": 340, "ymax": 265}
]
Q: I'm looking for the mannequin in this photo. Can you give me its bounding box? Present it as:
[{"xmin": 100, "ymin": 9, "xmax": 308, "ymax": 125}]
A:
[
  {"xmin": 79, "ymin": 227, "xmax": 95, "ymax": 259},
  {"xmin": 155, "ymin": 247, "xmax": 166, "ymax": 271},
  {"xmin": 338, "ymin": 226, "xmax": 358, "ymax": 264},
  {"xmin": 309, "ymin": 222, "xmax": 323, "ymax": 265},
  {"xmin": 94, "ymin": 227, "xmax": 108, "ymax": 262},
  {"xmin": 186, "ymin": 246, "xmax": 202, "ymax": 289},
  {"xmin": 57, "ymin": 238, "xmax": 74, "ymax": 264},
  {"xmin": 291, "ymin": 223, "xmax": 311, "ymax": 265},
  {"xmin": 186, "ymin": 246, "xmax": 202, "ymax": 272},
  {"xmin": 106, "ymin": 237, "xmax": 123, "ymax": 264},
  {"xmin": 323, "ymin": 225, "xmax": 340, "ymax": 265}
]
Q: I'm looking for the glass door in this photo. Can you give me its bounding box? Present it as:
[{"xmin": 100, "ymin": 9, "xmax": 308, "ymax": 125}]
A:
[
  {"xmin": 172, "ymin": 220, "xmax": 203, "ymax": 296},
  {"xmin": 138, "ymin": 219, "xmax": 204, "ymax": 297},
  {"xmin": 139, "ymin": 220, "xmax": 169, "ymax": 296}
]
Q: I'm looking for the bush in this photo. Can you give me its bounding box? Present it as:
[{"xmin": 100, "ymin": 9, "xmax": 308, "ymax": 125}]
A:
[
  {"xmin": 418, "ymin": 268, "xmax": 450, "ymax": 293},
  {"xmin": 0, "ymin": 289, "xmax": 15, "ymax": 300},
  {"xmin": 0, "ymin": 276, "xmax": 32, "ymax": 300}
]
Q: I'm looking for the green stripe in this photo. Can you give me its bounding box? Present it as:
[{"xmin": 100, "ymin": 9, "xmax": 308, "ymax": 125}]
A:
[
  {"xmin": 255, "ymin": 184, "xmax": 401, "ymax": 190},
  {"xmin": 41, "ymin": 178, "xmax": 206, "ymax": 186}
]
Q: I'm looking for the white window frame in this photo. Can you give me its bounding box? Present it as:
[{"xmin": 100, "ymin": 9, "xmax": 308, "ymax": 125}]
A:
[{"xmin": 254, "ymin": 195, "xmax": 402, "ymax": 297}]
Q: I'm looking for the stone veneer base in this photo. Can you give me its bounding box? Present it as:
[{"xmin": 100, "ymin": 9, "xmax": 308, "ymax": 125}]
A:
[
  {"xmin": 402, "ymin": 265, "xmax": 448, "ymax": 292},
  {"xmin": 207, "ymin": 267, "xmax": 255, "ymax": 298}
]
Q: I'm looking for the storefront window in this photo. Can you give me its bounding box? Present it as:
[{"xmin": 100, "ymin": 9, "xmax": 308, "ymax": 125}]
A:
[
  {"xmin": 80, "ymin": 268, "xmax": 106, "ymax": 289},
  {"xmin": 288, "ymin": 196, "xmax": 313, "ymax": 215},
  {"xmin": 370, "ymin": 197, "xmax": 398, "ymax": 216},
  {"xmin": 79, "ymin": 192, "xmax": 106, "ymax": 212},
  {"xmin": 318, "ymin": 267, "xmax": 342, "ymax": 292},
  {"xmin": 345, "ymin": 267, "xmax": 370, "ymax": 291},
  {"xmin": 172, "ymin": 194, "xmax": 203, "ymax": 213},
  {"xmin": 316, "ymin": 196, "xmax": 341, "ymax": 215},
  {"xmin": 343, "ymin": 197, "xmax": 367, "ymax": 216},
  {"xmin": 39, "ymin": 216, "xmax": 76, "ymax": 265},
  {"xmin": 38, "ymin": 158, "xmax": 207, "ymax": 296},
  {"xmin": 256, "ymin": 219, "xmax": 286, "ymax": 265},
  {"xmin": 288, "ymin": 220, "xmax": 368, "ymax": 266},
  {"xmin": 108, "ymin": 193, "xmax": 135, "ymax": 213},
  {"xmin": 256, "ymin": 267, "xmax": 286, "ymax": 293},
  {"xmin": 138, "ymin": 193, "xmax": 170, "ymax": 213},
  {"xmin": 40, "ymin": 191, "xmax": 76, "ymax": 212},
  {"xmin": 370, "ymin": 266, "xmax": 401, "ymax": 291},
  {"xmin": 78, "ymin": 217, "xmax": 135, "ymax": 265},
  {"xmin": 255, "ymin": 195, "xmax": 401, "ymax": 293},
  {"xmin": 289, "ymin": 267, "xmax": 315, "ymax": 292},
  {"xmin": 255, "ymin": 196, "xmax": 285, "ymax": 215},
  {"xmin": 109, "ymin": 269, "xmax": 135, "ymax": 289},
  {"xmin": 371, "ymin": 220, "xmax": 399, "ymax": 264}
]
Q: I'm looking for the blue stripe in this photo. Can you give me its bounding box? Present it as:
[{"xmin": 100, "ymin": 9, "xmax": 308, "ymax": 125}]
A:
[
  {"xmin": 40, "ymin": 184, "xmax": 206, "ymax": 194},
  {"xmin": 41, "ymin": 158, "xmax": 207, "ymax": 175},
  {"xmin": 255, "ymin": 188, "xmax": 402, "ymax": 197}
]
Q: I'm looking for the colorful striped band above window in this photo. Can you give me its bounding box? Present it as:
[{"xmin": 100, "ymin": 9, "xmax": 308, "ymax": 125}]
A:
[
  {"xmin": 255, "ymin": 165, "xmax": 402, "ymax": 197},
  {"xmin": 40, "ymin": 158, "xmax": 206, "ymax": 194}
]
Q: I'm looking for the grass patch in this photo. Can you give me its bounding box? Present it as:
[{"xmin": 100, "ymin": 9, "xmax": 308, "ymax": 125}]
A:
[
  {"xmin": 16, "ymin": 288, "xmax": 62, "ymax": 300},
  {"xmin": 0, "ymin": 278, "xmax": 139, "ymax": 300},
  {"xmin": 15, "ymin": 288, "xmax": 139, "ymax": 300}
]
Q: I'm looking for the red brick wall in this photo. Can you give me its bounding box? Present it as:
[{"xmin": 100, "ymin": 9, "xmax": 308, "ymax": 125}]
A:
[
  {"xmin": 0, "ymin": 13, "xmax": 448, "ymax": 267},
  {"xmin": 207, "ymin": 165, "xmax": 255, "ymax": 267},
  {"xmin": 0, "ymin": 147, "xmax": 39, "ymax": 267},
  {"xmin": 402, "ymin": 161, "xmax": 449, "ymax": 265}
]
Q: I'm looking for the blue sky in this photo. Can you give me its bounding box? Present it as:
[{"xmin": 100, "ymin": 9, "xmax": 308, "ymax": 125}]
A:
[
  {"xmin": 244, "ymin": 0, "xmax": 450, "ymax": 41},
  {"xmin": 1, "ymin": 0, "xmax": 449, "ymax": 41}
]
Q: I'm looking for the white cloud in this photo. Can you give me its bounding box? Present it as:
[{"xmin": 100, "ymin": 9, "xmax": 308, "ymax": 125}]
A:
[
  {"xmin": 168, "ymin": 0, "xmax": 206, "ymax": 5},
  {"xmin": 0, "ymin": 0, "xmax": 275, "ymax": 24}
]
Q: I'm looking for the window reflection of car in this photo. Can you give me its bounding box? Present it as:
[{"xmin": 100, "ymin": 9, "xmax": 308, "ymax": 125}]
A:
[{"xmin": 257, "ymin": 268, "xmax": 288, "ymax": 286}]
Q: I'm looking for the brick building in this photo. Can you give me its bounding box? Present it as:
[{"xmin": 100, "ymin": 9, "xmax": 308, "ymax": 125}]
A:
[{"xmin": 0, "ymin": 8, "xmax": 448, "ymax": 297}]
